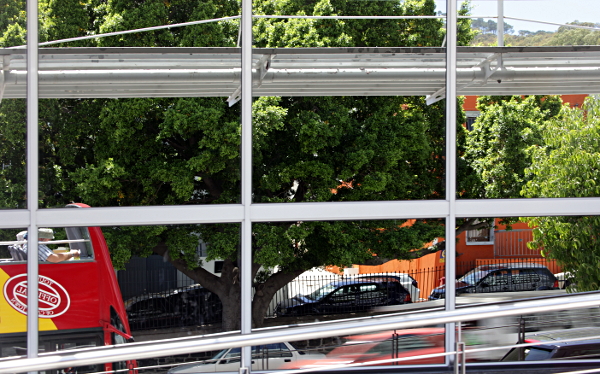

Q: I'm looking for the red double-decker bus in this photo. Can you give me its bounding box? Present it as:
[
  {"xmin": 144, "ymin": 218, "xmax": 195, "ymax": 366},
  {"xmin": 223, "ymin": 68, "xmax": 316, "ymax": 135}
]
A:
[{"xmin": 0, "ymin": 203, "xmax": 136, "ymax": 374}]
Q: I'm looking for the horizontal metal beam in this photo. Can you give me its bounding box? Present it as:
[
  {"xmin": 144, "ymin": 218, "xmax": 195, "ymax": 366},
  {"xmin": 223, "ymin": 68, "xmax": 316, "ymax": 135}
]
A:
[
  {"xmin": 3, "ymin": 198, "xmax": 600, "ymax": 228},
  {"xmin": 2, "ymin": 46, "xmax": 599, "ymax": 99},
  {"xmin": 456, "ymin": 197, "xmax": 600, "ymax": 218},
  {"xmin": 0, "ymin": 291, "xmax": 598, "ymax": 374},
  {"xmin": 250, "ymin": 200, "xmax": 448, "ymax": 222}
]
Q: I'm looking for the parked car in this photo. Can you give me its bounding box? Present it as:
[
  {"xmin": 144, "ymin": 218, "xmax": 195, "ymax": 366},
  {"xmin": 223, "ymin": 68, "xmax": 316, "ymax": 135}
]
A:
[
  {"xmin": 280, "ymin": 328, "xmax": 447, "ymax": 369},
  {"xmin": 166, "ymin": 342, "xmax": 325, "ymax": 373},
  {"xmin": 501, "ymin": 327, "xmax": 600, "ymax": 361},
  {"xmin": 355, "ymin": 273, "xmax": 421, "ymax": 301},
  {"xmin": 124, "ymin": 284, "xmax": 222, "ymax": 329},
  {"xmin": 275, "ymin": 277, "xmax": 411, "ymax": 317},
  {"xmin": 429, "ymin": 263, "xmax": 558, "ymax": 300},
  {"xmin": 554, "ymin": 271, "xmax": 575, "ymax": 290}
]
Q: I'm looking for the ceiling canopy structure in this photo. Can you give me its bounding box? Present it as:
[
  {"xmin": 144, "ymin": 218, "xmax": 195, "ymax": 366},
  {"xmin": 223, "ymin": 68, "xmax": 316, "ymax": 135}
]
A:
[{"xmin": 1, "ymin": 45, "xmax": 600, "ymax": 103}]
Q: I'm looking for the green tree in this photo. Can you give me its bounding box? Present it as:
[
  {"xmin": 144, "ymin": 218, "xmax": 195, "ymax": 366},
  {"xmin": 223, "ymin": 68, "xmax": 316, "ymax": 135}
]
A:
[
  {"xmin": 0, "ymin": 0, "xmax": 476, "ymax": 330},
  {"xmin": 522, "ymin": 95, "xmax": 600, "ymax": 291},
  {"xmin": 465, "ymin": 95, "xmax": 562, "ymax": 200},
  {"xmin": 548, "ymin": 21, "xmax": 600, "ymax": 46}
]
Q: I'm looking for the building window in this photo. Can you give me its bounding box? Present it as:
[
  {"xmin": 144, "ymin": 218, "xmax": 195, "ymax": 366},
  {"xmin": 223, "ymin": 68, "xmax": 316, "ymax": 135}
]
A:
[
  {"xmin": 465, "ymin": 111, "xmax": 480, "ymax": 131},
  {"xmin": 466, "ymin": 220, "xmax": 494, "ymax": 245}
]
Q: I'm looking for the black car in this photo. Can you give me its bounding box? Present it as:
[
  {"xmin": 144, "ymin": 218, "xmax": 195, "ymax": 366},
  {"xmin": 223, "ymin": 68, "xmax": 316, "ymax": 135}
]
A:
[
  {"xmin": 429, "ymin": 263, "xmax": 558, "ymax": 300},
  {"xmin": 124, "ymin": 284, "xmax": 222, "ymax": 329},
  {"xmin": 275, "ymin": 277, "xmax": 411, "ymax": 317},
  {"xmin": 502, "ymin": 327, "xmax": 600, "ymax": 361}
]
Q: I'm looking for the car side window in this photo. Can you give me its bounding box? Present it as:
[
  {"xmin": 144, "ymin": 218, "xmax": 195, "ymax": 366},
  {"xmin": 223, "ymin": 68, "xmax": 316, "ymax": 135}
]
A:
[
  {"xmin": 365, "ymin": 335, "xmax": 432, "ymax": 355},
  {"xmin": 564, "ymin": 347, "xmax": 600, "ymax": 359},
  {"xmin": 330, "ymin": 286, "xmax": 357, "ymax": 302},
  {"xmin": 358, "ymin": 284, "xmax": 382, "ymax": 300},
  {"xmin": 253, "ymin": 343, "xmax": 293, "ymax": 358},
  {"xmin": 512, "ymin": 269, "xmax": 540, "ymax": 284},
  {"xmin": 483, "ymin": 270, "xmax": 509, "ymax": 286}
]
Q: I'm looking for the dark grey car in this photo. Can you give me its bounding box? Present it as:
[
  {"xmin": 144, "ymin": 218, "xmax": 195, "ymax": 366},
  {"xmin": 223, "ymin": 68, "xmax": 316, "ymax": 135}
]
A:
[
  {"xmin": 275, "ymin": 277, "xmax": 411, "ymax": 317},
  {"xmin": 429, "ymin": 263, "xmax": 558, "ymax": 300},
  {"xmin": 502, "ymin": 327, "xmax": 600, "ymax": 361}
]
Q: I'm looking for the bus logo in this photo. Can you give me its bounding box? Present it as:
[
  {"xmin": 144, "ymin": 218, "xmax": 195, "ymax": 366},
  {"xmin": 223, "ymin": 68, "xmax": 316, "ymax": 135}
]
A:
[{"xmin": 3, "ymin": 274, "xmax": 71, "ymax": 318}]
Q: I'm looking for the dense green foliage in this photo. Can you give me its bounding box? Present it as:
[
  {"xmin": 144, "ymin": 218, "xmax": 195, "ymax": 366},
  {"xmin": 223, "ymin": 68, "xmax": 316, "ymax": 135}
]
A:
[
  {"xmin": 465, "ymin": 95, "xmax": 562, "ymax": 199},
  {"xmin": 521, "ymin": 96, "xmax": 600, "ymax": 291}
]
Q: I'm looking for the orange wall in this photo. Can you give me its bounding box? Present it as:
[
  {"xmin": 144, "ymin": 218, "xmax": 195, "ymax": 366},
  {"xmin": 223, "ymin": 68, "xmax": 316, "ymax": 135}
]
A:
[
  {"xmin": 561, "ymin": 94, "xmax": 587, "ymax": 108},
  {"xmin": 464, "ymin": 94, "xmax": 588, "ymax": 113},
  {"xmin": 463, "ymin": 95, "xmax": 478, "ymax": 111}
]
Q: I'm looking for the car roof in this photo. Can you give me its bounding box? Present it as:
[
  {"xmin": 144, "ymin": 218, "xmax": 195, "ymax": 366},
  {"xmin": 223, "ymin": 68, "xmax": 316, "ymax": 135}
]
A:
[
  {"xmin": 531, "ymin": 338, "xmax": 600, "ymax": 349},
  {"xmin": 476, "ymin": 262, "xmax": 548, "ymax": 271},
  {"xmin": 345, "ymin": 328, "xmax": 445, "ymax": 342},
  {"xmin": 527, "ymin": 327, "xmax": 600, "ymax": 342},
  {"xmin": 328, "ymin": 278, "xmax": 401, "ymax": 287}
]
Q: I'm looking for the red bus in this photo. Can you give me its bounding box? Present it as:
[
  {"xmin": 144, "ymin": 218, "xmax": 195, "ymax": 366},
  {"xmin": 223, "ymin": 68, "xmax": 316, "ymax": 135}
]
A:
[{"xmin": 0, "ymin": 203, "xmax": 136, "ymax": 374}]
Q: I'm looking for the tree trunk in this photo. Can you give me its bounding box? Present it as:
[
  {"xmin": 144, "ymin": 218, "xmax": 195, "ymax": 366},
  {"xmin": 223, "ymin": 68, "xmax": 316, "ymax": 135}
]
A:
[{"xmin": 251, "ymin": 269, "xmax": 304, "ymax": 328}]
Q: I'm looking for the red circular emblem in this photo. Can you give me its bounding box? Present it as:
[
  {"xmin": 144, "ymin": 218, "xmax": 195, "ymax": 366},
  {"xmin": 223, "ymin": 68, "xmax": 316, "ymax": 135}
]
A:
[{"xmin": 3, "ymin": 274, "xmax": 71, "ymax": 318}]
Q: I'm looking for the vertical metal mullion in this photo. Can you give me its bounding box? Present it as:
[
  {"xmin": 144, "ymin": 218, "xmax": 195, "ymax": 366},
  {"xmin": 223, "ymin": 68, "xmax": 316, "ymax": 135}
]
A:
[
  {"xmin": 26, "ymin": 0, "xmax": 40, "ymax": 368},
  {"xmin": 240, "ymin": 0, "xmax": 253, "ymax": 370},
  {"xmin": 497, "ymin": 0, "xmax": 504, "ymax": 47},
  {"xmin": 444, "ymin": 0, "xmax": 457, "ymax": 366}
]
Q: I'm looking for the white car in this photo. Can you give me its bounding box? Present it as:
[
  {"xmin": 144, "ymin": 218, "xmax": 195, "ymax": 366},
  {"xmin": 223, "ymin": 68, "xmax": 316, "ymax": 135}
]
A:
[
  {"xmin": 355, "ymin": 273, "xmax": 421, "ymax": 302},
  {"xmin": 166, "ymin": 342, "xmax": 325, "ymax": 373},
  {"xmin": 554, "ymin": 271, "xmax": 575, "ymax": 290}
]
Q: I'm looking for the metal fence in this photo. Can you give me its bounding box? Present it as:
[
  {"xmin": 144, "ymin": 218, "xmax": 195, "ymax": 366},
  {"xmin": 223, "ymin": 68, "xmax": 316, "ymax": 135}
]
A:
[{"xmin": 119, "ymin": 258, "xmax": 562, "ymax": 331}]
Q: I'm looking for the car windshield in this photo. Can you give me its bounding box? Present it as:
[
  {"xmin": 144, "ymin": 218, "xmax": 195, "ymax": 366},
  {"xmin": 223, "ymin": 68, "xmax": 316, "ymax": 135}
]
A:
[
  {"xmin": 458, "ymin": 270, "xmax": 490, "ymax": 285},
  {"xmin": 305, "ymin": 284, "xmax": 338, "ymax": 301},
  {"xmin": 212, "ymin": 347, "xmax": 240, "ymax": 360}
]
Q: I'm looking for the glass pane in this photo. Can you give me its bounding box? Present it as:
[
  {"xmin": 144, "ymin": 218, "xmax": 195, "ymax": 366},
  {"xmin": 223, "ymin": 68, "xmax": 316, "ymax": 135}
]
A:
[
  {"xmin": 252, "ymin": 218, "xmax": 446, "ymax": 368},
  {"xmin": 454, "ymin": 217, "xmax": 600, "ymax": 362},
  {"xmin": 252, "ymin": 0, "xmax": 447, "ymax": 204},
  {"xmin": 116, "ymin": 223, "xmax": 238, "ymax": 335},
  {"xmin": 457, "ymin": 0, "xmax": 600, "ymax": 200},
  {"xmin": 34, "ymin": 1, "xmax": 242, "ymax": 208},
  {"xmin": 0, "ymin": 0, "xmax": 27, "ymax": 209}
]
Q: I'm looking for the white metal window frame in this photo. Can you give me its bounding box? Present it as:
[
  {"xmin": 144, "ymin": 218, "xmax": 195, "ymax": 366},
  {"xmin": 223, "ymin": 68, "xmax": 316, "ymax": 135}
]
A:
[{"xmin": 2, "ymin": 0, "xmax": 600, "ymax": 370}]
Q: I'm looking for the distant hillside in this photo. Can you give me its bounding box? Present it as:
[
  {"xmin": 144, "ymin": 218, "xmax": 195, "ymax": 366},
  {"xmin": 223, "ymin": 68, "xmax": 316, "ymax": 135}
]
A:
[{"xmin": 469, "ymin": 20, "xmax": 600, "ymax": 46}]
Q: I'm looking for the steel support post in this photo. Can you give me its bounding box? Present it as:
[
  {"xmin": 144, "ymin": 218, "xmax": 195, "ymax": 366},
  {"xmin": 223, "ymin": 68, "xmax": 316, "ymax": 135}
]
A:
[
  {"xmin": 26, "ymin": 0, "xmax": 40, "ymax": 370},
  {"xmin": 240, "ymin": 0, "xmax": 253, "ymax": 370},
  {"xmin": 445, "ymin": 0, "xmax": 458, "ymax": 366},
  {"xmin": 497, "ymin": 0, "xmax": 504, "ymax": 47}
]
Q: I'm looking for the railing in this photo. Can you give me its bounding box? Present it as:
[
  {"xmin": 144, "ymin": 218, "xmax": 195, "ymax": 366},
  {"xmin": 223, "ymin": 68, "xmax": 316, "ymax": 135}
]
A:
[
  {"xmin": 1, "ymin": 291, "xmax": 600, "ymax": 374},
  {"xmin": 121, "ymin": 259, "xmax": 563, "ymax": 331}
]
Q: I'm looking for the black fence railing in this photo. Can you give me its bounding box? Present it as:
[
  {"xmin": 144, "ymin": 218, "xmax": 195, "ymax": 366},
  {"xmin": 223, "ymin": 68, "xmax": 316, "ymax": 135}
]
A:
[{"xmin": 120, "ymin": 259, "xmax": 561, "ymax": 331}]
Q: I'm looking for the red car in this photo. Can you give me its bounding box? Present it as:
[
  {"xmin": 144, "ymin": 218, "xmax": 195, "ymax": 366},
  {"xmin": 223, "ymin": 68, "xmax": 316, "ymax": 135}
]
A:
[{"xmin": 280, "ymin": 328, "xmax": 446, "ymax": 369}]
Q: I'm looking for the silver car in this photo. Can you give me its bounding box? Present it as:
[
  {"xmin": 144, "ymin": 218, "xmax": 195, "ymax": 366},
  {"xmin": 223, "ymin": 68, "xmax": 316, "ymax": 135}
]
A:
[{"xmin": 167, "ymin": 342, "xmax": 325, "ymax": 373}]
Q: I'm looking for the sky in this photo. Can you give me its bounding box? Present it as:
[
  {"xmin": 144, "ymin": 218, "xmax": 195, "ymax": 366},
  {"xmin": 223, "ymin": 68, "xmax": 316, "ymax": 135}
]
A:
[{"xmin": 434, "ymin": 0, "xmax": 600, "ymax": 33}]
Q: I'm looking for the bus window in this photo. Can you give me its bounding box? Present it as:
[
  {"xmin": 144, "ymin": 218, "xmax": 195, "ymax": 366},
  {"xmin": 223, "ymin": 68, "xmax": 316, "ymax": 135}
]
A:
[
  {"xmin": 65, "ymin": 227, "xmax": 94, "ymax": 259},
  {"xmin": 1, "ymin": 226, "xmax": 93, "ymax": 263}
]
